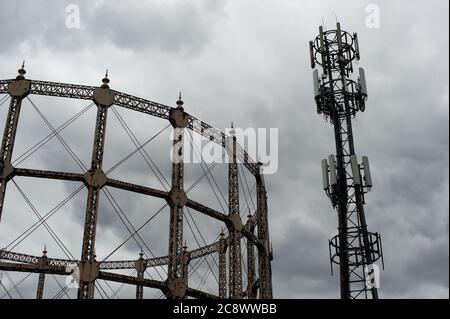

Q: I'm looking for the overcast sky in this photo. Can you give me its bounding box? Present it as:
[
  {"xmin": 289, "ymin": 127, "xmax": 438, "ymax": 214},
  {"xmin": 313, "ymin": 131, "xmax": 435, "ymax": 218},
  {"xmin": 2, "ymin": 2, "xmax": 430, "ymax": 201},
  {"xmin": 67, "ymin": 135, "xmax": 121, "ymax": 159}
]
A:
[{"xmin": 0, "ymin": 0, "xmax": 448, "ymax": 299}]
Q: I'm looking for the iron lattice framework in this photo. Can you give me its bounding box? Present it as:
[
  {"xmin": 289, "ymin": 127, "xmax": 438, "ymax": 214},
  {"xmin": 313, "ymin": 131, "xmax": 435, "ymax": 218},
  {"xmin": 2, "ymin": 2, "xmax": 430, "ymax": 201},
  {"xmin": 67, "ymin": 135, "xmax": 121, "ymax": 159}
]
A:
[
  {"xmin": 0, "ymin": 65, "xmax": 273, "ymax": 299},
  {"xmin": 309, "ymin": 23, "xmax": 384, "ymax": 299}
]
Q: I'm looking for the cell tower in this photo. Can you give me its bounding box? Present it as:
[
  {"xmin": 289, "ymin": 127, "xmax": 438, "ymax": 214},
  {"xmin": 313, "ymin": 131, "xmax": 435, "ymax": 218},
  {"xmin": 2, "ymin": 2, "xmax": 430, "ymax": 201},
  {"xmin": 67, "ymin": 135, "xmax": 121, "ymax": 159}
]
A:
[{"xmin": 309, "ymin": 23, "xmax": 384, "ymax": 299}]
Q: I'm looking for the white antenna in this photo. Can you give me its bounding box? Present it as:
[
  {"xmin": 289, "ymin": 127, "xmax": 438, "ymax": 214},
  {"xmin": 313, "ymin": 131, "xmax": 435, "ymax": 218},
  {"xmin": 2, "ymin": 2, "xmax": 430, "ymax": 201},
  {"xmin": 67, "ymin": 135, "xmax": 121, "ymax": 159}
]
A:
[
  {"xmin": 350, "ymin": 155, "xmax": 361, "ymax": 185},
  {"xmin": 359, "ymin": 67, "xmax": 368, "ymax": 97},
  {"xmin": 321, "ymin": 159, "xmax": 330, "ymax": 190},
  {"xmin": 328, "ymin": 155, "xmax": 337, "ymax": 186},
  {"xmin": 313, "ymin": 70, "xmax": 320, "ymax": 99},
  {"xmin": 362, "ymin": 156, "xmax": 373, "ymax": 187},
  {"xmin": 319, "ymin": 26, "xmax": 325, "ymax": 52},
  {"xmin": 309, "ymin": 41, "xmax": 316, "ymax": 68},
  {"xmin": 336, "ymin": 22, "xmax": 343, "ymax": 52},
  {"xmin": 354, "ymin": 33, "xmax": 360, "ymax": 60}
]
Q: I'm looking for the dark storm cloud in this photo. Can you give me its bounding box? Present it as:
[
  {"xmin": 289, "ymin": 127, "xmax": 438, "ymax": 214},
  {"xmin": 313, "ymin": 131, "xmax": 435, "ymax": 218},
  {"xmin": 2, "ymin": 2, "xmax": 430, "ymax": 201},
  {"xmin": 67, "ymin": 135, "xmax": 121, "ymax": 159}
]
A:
[
  {"xmin": 273, "ymin": 219, "xmax": 340, "ymax": 298},
  {"xmin": 0, "ymin": 0, "xmax": 448, "ymax": 299}
]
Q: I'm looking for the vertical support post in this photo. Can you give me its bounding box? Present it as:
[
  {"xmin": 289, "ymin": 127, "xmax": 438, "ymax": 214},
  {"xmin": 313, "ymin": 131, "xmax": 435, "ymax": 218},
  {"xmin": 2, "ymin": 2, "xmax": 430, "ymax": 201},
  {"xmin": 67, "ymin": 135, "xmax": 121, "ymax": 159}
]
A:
[
  {"xmin": 36, "ymin": 273, "xmax": 45, "ymax": 299},
  {"xmin": 135, "ymin": 252, "xmax": 145, "ymax": 299},
  {"xmin": 354, "ymin": 180, "xmax": 379, "ymax": 299},
  {"xmin": 256, "ymin": 164, "xmax": 273, "ymax": 299},
  {"xmin": 167, "ymin": 130, "xmax": 184, "ymax": 279},
  {"xmin": 78, "ymin": 73, "xmax": 114, "ymax": 299},
  {"xmin": 217, "ymin": 230, "xmax": 228, "ymax": 298},
  {"xmin": 0, "ymin": 64, "xmax": 30, "ymax": 222},
  {"xmin": 181, "ymin": 243, "xmax": 190, "ymax": 289},
  {"xmin": 227, "ymin": 128, "xmax": 242, "ymax": 299},
  {"xmin": 324, "ymin": 27, "xmax": 351, "ymax": 298},
  {"xmin": 331, "ymin": 105, "xmax": 351, "ymax": 299},
  {"xmin": 36, "ymin": 247, "xmax": 47, "ymax": 299},
  {"xmin": 344, "ymin": 110, "xmax": 379, "ymax": 299},
  {"xmin": 246, "ymin": 214, "xmax": 256, "ymax": 299},
  {"xmin": 167, "ymin": 94, "xmax": 189, "ymax": 299}
]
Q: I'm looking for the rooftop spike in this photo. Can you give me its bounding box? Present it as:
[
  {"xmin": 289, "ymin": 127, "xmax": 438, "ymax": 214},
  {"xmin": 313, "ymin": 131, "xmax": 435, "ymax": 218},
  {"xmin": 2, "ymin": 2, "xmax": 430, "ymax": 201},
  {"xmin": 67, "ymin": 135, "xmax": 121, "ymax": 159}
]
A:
[
  {"xmin": 176, "ymin": 91, "xmax": 184, "ymax": 107},
  {"xmin": 16, "ymin": 60, "xmax": 26, "ymax": 80},
  {"xmin": 229, "ymin": 121, "xmax": 236, "ymax": 136},
  {"xmin": 101, "ymin": 69, "xmax": 110, "ymax": 88}
]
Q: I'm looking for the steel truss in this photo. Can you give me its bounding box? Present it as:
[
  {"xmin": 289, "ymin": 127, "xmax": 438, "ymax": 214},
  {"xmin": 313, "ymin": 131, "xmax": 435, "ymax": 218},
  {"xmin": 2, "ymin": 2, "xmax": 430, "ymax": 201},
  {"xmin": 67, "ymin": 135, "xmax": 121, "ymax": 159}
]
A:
[
  {"xmin": 0, "ymin": 66, "xmax": 273, "ymax": 299},
  {"xmin": 310, "ymin": 23, "xmax": 384, "ymax": 299}
]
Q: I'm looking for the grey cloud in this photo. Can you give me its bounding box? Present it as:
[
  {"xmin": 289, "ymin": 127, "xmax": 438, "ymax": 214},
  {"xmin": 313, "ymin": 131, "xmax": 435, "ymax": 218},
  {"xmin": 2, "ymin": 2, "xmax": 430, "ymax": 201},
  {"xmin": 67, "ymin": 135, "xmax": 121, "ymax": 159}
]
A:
[
  {"xmin": 87, "ymin": 0, "xmax": 226, "ymax": 53},
  {"xmin": 0, "ymin": 0, "xmax": 448, "ymax": 299},
  {"xmin": 0, "ymin": 0, "xmax": 226, "ymax": 56}
]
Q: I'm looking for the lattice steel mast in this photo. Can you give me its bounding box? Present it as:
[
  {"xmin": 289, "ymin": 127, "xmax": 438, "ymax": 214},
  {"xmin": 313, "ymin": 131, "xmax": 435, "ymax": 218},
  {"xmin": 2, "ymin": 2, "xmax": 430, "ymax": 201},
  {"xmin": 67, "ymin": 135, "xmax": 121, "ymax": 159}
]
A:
[{"xmin": 309, "ymin": 23, "xmax": 384, "ymax": 299}]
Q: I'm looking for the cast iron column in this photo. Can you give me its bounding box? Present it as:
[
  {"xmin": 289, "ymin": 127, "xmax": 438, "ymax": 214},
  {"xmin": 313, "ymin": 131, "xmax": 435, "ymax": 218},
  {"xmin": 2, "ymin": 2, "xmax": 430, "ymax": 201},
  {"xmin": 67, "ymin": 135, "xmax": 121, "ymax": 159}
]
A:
[
  {"xmin": 256, "ymin": 164, "xmax": 273, "ymax": 299},
  {"xmin": 227, "ymin": 127, "xmax": 242, "ymax": 298},
  {"xmin": 78, "ymin": 73, "xmax": 115, "ymax": 299},
  {"xmin": 0, "ymin": 64, "xmax": 30, "ymax": 221},
  {"xmin": 166, "ymin": 94, "xmax": 189, "ymax": 299}
]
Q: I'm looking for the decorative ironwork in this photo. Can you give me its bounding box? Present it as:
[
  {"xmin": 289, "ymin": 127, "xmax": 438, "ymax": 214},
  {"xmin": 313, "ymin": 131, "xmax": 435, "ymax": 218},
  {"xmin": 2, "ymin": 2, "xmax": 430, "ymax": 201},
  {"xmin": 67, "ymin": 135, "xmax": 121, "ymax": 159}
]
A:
[{"xmin": 0, "ymin": 65, "xmax": 272, "ymax": 299}]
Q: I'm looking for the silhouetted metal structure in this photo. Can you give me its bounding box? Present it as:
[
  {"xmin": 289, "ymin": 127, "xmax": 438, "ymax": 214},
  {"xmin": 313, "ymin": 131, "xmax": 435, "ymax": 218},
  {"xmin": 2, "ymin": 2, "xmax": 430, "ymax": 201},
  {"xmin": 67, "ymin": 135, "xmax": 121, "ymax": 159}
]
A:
[
  {"xmin": 310, "ymin": 23, "xmax": 384, "ymax": 299},
  {"xmin": 0, "ymin": 64, "xmax": 273, "ymax": 299}
]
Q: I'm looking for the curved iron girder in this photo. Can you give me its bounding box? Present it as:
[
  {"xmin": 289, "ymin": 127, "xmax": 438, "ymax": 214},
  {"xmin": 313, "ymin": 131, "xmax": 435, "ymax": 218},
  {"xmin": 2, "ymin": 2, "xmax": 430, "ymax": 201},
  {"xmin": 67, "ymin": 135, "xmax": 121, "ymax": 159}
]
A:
[
  {"xmin": 0, "ymin": 79, "xmax": 258, "ymax": 175},
  {"xmin": 96, "ymin": 271, "xmax": 219, "ymax": 299},
  {"xmin": 0, "ymin": 249, "xmax": 39, "ymax": 264},
  {"xmin": 0, "ymin": 261, "xmax": 68, "ymax": 275},
  {"xmin": 0, "ymin": 261, "xmax": 216, "ymax": 299},
  {"xmin": 105, "ymin": 178, "xmax": 167, "ymax": 199},
  {"xmin": 7, "ymin": 170, "xmax": 265, "ymax": 252},
  {"xmin": 97, "ymin": 271, "xmax": 166, "ymax": 291},
  {"xmin": 188, "ymin": 241, "xmax": 218, "ymax": 260},
  {"xmin": 0, "ymin": 244, "xmax": 219, "ymax": 272},
  {"xmin": 11, "ymin": 170, "xmax": 261, "ymax": 247},
  {"xmin": 14, "ymin": 168, "xmax": 84, "ymax": 182}
]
